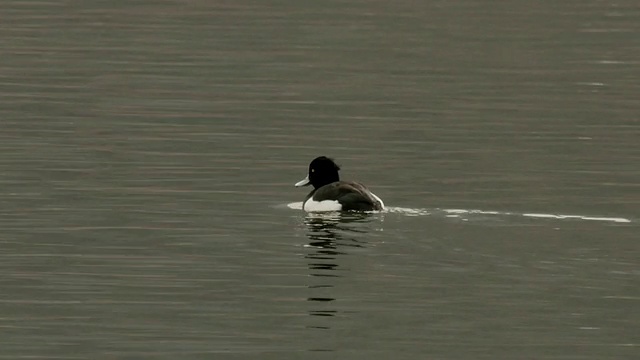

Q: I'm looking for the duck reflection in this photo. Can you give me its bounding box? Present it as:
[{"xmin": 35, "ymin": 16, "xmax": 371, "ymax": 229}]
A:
[{"xmin": 303, "ymin": 212, "xmax": 379, "ymax": 322}]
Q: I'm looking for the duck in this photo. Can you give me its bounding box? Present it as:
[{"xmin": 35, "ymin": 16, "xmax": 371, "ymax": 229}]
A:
[{"xmin": 295, "ymin": 156, "xmax": 384, "ymax": 212}]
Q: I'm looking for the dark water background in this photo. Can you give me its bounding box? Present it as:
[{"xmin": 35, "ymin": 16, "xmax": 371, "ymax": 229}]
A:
[{"xmin": 1, "ymin": 1, "xmax": 638, "ymax": 359}]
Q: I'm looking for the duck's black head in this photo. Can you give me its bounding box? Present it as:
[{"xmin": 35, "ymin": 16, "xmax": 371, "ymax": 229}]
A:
[{"xmin": 295, "ymin": 156, "xmax": 341, "ymax": 189}]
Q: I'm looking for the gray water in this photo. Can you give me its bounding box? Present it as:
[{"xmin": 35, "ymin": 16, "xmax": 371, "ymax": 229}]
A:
[{"xmin": 1, "ymin": 1, "xmax": 638, "ymax": 359}]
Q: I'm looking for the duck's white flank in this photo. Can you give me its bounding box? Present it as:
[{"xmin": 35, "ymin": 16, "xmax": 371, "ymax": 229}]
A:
[{"xmin": 303, "ymin": 199, "xmax": 342, "ymax": 212}]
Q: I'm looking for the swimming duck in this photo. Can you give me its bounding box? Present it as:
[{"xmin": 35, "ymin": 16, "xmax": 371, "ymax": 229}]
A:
[{"xmin": 295, "ymin": 156, "xmax": 384, "ymax": 212}]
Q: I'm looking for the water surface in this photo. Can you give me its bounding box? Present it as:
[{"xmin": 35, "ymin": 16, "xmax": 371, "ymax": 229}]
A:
[{"xmin": 1, "ymin": 1, "xmax": 638, "ymax": 359}]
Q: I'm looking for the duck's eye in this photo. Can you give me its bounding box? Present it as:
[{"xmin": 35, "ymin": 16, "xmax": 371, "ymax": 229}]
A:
[{"xmin": 311, "ymin": 169, "xmax": 315, "ymax": 173}]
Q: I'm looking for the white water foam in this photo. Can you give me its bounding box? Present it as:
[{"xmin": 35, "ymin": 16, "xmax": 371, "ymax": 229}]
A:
[
  {"xmin": 287, "ymin": 202, "xmax": 303, "ymax": 210},
  {"xmin": 384, "ymin": 207, "xmax": 431, "ymax": 216},
  {"xmin": 287, "ymin": 203, "xmax": 632, "ymax": 224},
  {"xmin": 521, "ymin": 213, "xmax": 631, "ymax": 223},
  {"xmin": 439, "ymin": 208, "xmax": 631, "ymax": 223},
  {"xmin": 287, "ymin": 202, "xmax": 632, "ymax": 223}
]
